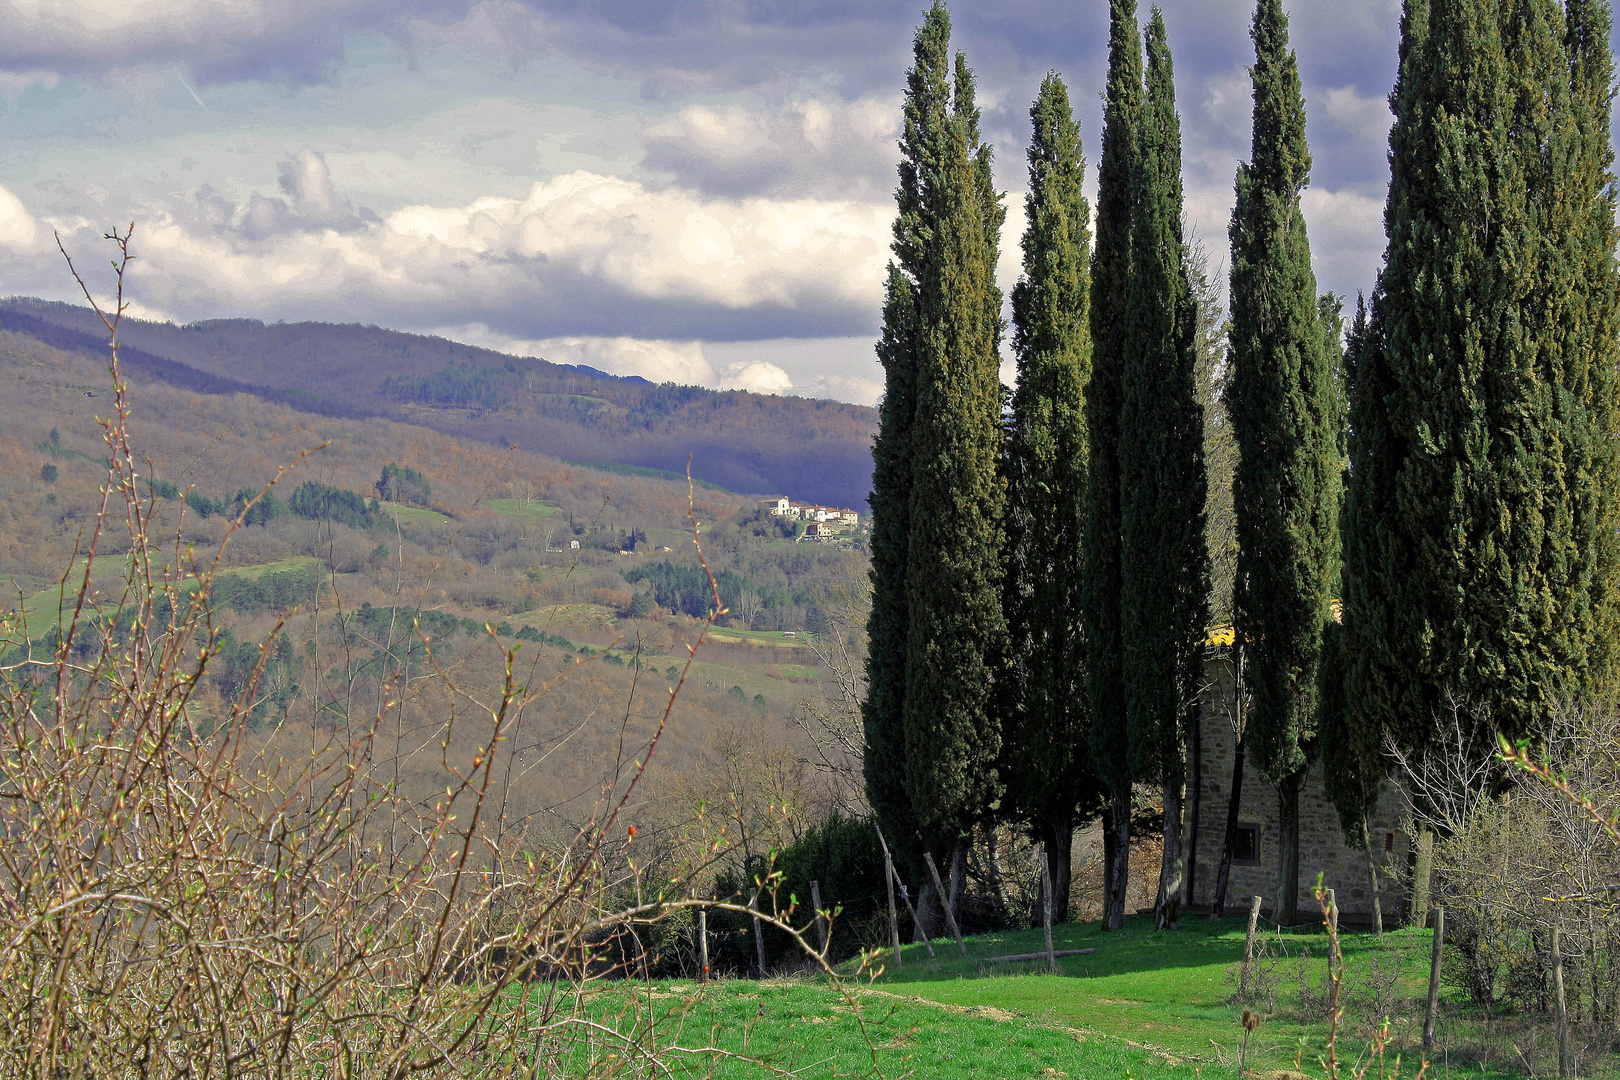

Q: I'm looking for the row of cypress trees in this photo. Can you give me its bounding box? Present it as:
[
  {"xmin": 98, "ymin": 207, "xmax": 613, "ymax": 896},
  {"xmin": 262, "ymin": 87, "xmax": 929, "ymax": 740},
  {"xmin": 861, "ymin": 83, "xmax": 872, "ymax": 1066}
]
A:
[{"xmin": 865, "ymin": 0, "xmax": 1620, "ymax": 932}]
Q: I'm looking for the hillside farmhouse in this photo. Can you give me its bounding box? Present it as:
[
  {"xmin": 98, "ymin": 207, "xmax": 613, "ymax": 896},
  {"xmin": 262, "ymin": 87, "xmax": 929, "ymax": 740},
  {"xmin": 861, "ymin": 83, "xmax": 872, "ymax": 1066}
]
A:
[{"xmin": 1188, "ymin": 639, "xmax": 1409, "ymax": 923}]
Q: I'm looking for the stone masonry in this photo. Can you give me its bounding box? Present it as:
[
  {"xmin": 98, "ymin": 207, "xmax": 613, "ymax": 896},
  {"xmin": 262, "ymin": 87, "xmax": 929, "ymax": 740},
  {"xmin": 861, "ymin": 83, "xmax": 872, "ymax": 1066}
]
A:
[{"xmin": 1189, "ymin": 652, "xmax": 1409, "ymax": 923}]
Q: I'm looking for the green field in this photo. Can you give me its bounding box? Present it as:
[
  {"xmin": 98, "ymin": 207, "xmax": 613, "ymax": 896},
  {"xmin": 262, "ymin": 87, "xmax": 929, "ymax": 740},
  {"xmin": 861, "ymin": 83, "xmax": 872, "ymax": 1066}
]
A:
[
  {"xmin": 10, "ymin": 556, "xmax": 320, "ymax": 635},
  {"xmin": 706, "ymin": 626, "xmax": 818, "ymax": 648},
  {"xmin": 488, "ymin": 497, "xmax": 560, "ymax": 521},
  {"xmin": 576, "ymin": 976, "xmax": 1216, "ymax": 1079},
  {"xmin": 591, "ymin": 913, "xmax": 1535, "ymax": 1080},
  {"xmin": 383, "ymin": 503, "xmax": 452, "ymax": 525}
]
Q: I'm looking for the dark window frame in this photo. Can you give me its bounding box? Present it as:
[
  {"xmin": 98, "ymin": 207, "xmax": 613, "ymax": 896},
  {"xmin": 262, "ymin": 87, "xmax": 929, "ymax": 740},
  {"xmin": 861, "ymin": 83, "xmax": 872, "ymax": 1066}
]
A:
[{"xmin": 1233, "ymin": 824, "xmax": 1261, "ymax": 865}]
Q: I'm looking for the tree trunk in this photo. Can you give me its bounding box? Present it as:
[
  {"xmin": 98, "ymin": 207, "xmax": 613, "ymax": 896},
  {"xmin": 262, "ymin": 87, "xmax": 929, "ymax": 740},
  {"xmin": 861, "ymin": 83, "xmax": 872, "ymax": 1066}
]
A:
[
  {"xmin": 1103, "ymin": 804, "xmax": 1118, "ymax": 923},
  {"xmin": 1042, "ymin": 810, "xmax": 1075, "ymax": 924},
  {"xmin": 948, "ymin": 847, "xmax": 966, "ymax": 929},
  {"xmin": 1156, "ymin": 778, "xmax": 1184, "ymax": 930},
  {"xmin": 1274, "ymin": 771, "xmax": 1302, "ymax": 926},
  {"xmin": 1210, "ymin": 731, "xmax": 1247, "ymax": 920},
  {"xmin": 1364, "ymin": 813, "xmax": 1384, "ymax": 938},
  {"xmin": 1411, "ymin": 827, "xmax": 1434, "ymax": 929},
  {"xmin": 1106, "ymin": 787, "xmax": 1131, "ymax": 930},
  {"xmin": 1185, "ymin": 705, "xmax": 1202, "ymax": 908},
  {"xmin": 913, "ymin": 876, "xmax": 941, "ymax": 942}
]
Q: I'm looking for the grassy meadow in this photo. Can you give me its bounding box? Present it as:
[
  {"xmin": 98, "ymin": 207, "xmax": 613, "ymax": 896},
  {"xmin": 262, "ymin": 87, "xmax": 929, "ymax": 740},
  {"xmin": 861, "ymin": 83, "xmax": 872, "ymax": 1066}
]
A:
[{"xmin": 571, "ymin": 913, "xmax": 1576, "ymax": 1079}]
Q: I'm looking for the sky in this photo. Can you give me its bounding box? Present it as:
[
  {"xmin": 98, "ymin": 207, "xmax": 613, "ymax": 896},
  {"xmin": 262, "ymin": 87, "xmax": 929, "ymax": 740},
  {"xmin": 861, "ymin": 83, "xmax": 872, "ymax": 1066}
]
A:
[{"xmin": 0, "ymin": 0, "xmax": 1546, "ymax": 405}]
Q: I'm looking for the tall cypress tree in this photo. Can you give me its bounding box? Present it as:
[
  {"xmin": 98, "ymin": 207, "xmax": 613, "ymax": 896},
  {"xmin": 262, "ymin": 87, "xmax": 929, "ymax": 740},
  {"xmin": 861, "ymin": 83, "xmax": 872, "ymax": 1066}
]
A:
[
  {"xmin": 863, "ymin": 6, "xmax": 950, "ymax": 862},
  {"xmin": 1004, "ymin": 72, "xmax": 1100, "ymax": 920},
  {"xmin": 1119, "ymin": 7, "xmax": 1209, "ymax": 932},
  {"xmin": 1226, "ymin": 0, "xmax": 1341, "ymax": 928},
  {"xmin": 884, "ymin": 4, "xmax": 1009, "ymax": 875},
  {"xmin": 1339, "ymin": 0, "xmax": 1620, "ymax": 803},
  {"xmin": 864, "ymin": 265, "xmax": 920, "ymax": 852},
  {"xmin": 1084, "ymin": 0, "xmax": 1142, "ymax": 934}
]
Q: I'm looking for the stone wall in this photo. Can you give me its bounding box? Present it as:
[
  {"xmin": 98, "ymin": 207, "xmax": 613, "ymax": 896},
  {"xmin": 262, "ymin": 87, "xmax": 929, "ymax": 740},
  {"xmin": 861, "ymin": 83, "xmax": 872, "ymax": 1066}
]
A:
[{"xmin": 1190, "ymin": 655, "xmax": 1409, "ymax": 922}]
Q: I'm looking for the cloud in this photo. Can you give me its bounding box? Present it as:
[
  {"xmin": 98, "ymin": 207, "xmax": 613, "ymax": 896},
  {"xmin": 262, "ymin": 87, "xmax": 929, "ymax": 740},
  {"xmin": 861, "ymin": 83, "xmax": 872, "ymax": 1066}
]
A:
[
  {"xmin": 1302, "ymin": 186, "xmax": 1386, "ymax": 300},
  {"xmin": 0, "ymin": 0, "xmax": 436, "ymax": 85},
  {"xmin": 0, "ymin": 184, "xmax": 41, "ymax": 250},
  {"xmin": 716, "ymin": 359, "xmax": 793, "ymax": 395},
  {"xmin": 105, "ymin": 165, "xmax": 893, "ymax": 342},
  {"xmin": 642, "ymin": 95, "xmax": 899, "ymax": 198}
]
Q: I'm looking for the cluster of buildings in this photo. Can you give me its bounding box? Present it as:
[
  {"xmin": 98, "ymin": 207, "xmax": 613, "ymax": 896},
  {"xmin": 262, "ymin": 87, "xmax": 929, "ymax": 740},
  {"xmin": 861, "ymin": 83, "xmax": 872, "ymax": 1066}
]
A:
[{"xmin": 762, "ymin": 497, "xmax": 860, "ymax": 542}]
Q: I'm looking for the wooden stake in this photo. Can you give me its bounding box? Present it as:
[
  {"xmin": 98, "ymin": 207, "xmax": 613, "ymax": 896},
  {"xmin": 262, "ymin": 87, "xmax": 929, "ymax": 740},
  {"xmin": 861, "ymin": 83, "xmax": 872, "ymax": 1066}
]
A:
[
  {"xmin": 1040, "ymin": 849, "xmax": 1056, "ymax": 974},
  {"xmin": 924, "ymin": 851, "xmax": 968, "ymax": 958},
  {"xmin": 1423, "ymin": 906, "xmax": 1444, "ymax": 1052},
  {"xmin": 810, "ymin": 879, "xmax": 827, "ymax": 955},
  {"xmin": 1554, "ymin": 926, "xmax": 1572, "ymax": 1079},
  {"xmin": 882, "ymin": 849, "xmax": 903, "ymax": 968},
  {"xmin": 874, "ymin": 826, "xmax": 933, "ymax": 959},
  {"xmin": 1241, "ymin": 895, "xmax": 1262, "ymax": 998},
  {"xmin": 698, "ymin": 908, "xmax": 709, "ymax": 984}
]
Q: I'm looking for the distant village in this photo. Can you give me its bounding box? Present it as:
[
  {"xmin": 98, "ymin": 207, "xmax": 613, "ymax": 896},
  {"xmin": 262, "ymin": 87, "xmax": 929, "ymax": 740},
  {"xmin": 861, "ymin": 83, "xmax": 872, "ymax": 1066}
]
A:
[{"xmin": 762, "ymin": 497, "xmax": 861, "ymax": 542}]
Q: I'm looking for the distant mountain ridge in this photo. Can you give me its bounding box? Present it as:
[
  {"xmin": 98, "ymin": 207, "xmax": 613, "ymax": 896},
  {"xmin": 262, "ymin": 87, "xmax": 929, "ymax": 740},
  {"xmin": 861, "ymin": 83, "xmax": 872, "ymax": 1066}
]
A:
[{"xmin": 0, "ymin": 298, "xmax": 877, "ymax": 509}]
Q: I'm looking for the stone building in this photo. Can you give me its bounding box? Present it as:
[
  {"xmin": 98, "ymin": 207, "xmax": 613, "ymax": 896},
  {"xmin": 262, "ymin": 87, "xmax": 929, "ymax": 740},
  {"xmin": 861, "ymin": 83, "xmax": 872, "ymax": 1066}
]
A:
[{"xmin": 1187, "ymin": 646, "xmax": 1410, "ymax": 923}]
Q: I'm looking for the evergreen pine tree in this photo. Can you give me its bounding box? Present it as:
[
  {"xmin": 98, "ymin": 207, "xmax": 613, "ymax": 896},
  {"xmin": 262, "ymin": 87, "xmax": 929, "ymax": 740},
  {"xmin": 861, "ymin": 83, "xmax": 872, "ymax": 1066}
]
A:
[
  {"xmin": 1225, "ymin": 0, "xmax": 1342, "ymax": 928},
  {"xmin": 1339, "ymin": 0, "xmax": 1620, "ymax": 798},
  {"xmin": 1083, "ymin": 0, "xmax": 1142, "ymax": 934},
  {"xmin": 1119, "ymin": 7, "xmax": 1209, "ymax": 931},
  {"xmin": 1004, "ymin": 72, "xmax": 1101, "ymax": 919}
]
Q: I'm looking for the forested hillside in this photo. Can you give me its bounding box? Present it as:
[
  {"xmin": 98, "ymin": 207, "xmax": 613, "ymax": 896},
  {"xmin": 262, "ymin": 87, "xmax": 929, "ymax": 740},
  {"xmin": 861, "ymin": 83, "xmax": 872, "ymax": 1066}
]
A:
[
  {"xmin": 0, "ymin": 298, "xmax": 878, "ymax": 509},
  {"xmin": 0, "ymin": 322, "xmax": 867, "ymax": 838}
]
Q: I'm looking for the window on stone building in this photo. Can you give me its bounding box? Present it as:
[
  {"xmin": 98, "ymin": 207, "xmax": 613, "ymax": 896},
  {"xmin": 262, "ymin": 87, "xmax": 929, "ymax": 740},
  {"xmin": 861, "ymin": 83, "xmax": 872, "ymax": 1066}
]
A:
[
  {"xmin": 1234, "ymin": 825, "xmax": 1260, "ymax": 865},
  {"xmin": 1382, "ymin": 830, "xmax": 1396, "ymax": 854}
]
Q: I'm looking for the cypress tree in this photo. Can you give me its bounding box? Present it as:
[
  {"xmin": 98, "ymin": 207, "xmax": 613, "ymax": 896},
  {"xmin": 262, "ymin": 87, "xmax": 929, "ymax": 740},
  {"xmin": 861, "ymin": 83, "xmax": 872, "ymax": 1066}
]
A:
[
  {"xmin": 1084, "ymin": 0, "xmax": 1142, "ymax": 934},
  {"xmin": 1225, "ymin": 0, "xmax": 1342, "ymax": 928},
  {"xmin": 1004, "ymin": 72, "xmax": 1101, "ymax": 919},
  {"xmin": 864, "ymin": 264, "xmax": 920, "ymax": 851},
  {"xmin": 1339, "ymin": 0, "xmax": 1620, "ymax": 801},
  {"xmin": 881, "ymin": 0, "xmax": 1004, "ymax": 874},
  {"xmin": 1119, "ymin": 7, "xmax": 1209, "ymax": 931},
  {"xmin": 863, "ymin": 5, "xmax": 951, "ymax": 861},
  {"xmin": 1554, "ymin": 0, "xmax": 1620, "ymax": 698}
]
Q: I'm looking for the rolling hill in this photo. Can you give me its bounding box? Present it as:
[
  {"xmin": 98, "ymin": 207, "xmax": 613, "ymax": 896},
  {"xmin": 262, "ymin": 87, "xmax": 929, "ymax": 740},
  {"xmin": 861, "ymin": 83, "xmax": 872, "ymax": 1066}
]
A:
[{"xmin": 0, "ymin": 298, "xmax": 878, "ymax": 510}]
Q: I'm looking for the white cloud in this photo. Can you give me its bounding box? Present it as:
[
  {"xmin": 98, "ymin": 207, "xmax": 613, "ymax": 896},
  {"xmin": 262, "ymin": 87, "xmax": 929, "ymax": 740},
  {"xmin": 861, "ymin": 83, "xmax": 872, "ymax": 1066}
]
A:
[
  {"xmin": 0, "ymin": 184, "xmax": 40, "ymax": 250},
  {"xmin": 1320, "ymin": 85, "xmax": 1393, "ymax": 153},
  {"xmin": 716, "ymin": 359, "xmax": 792, "ymax": 395},
  {"xmin": 70, "ymin": 166, "xmax": 891, "ymax": 343},
  {"xmin": 642, "ymin": 94, "xmax": 900, "ymax": 199},
  {"xmin": 1302, "ymin": 186, "xmax": 1385, "ymax": 299}
]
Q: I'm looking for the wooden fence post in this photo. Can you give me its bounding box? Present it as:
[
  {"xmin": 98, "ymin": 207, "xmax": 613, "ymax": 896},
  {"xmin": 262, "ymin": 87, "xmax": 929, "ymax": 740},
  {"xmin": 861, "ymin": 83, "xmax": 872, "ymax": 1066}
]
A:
[
  {"xmin": 882, "ymin": 849, "xmax": 903, "ymax": 968},
  {"xmin": 698, "ymin": 908, "xmax": 709, "ymax": 984},
  {"xmin": 1554, "ymin": 926, "xmax": 1572, "ymax": 1079},
  {"xmin": 1423, "ymin": 906, "xmax": 1445, "ymax": 1053},
  {"xmin": 924, "ymin": 851, "xmax": 968, "ymax": 958},
  {"xmin": 1040, "ymin": 849, "xmax": 1056, "ymax": 974},
  {"xmin": 1241, "ymin": 895, "xmax": 1262, "ymax": 998},
  {"xmin": 811, "ymin": 879, "xmax": 827, "ymax": 956}
]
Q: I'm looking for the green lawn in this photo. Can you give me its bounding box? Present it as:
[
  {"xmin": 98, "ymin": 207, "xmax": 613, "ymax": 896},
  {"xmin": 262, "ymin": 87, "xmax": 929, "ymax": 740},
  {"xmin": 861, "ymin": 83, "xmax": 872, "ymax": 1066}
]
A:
[
  {"xmin": 489, "ymin": 497, "xmax": 560, "ymax": 521},
  {"xmin": 845, "ymin": 913, "xmax": 1522, "ymax": 1079},
  {"xmin": 383, "ymin": 504, "xmax": 452, "ymax": 525},
  {"xmin": 706, "ymin": 626, "xmax": 817, "ymax": 648},
  {"xmin": 570, "ymin": 977, "xmax": 1217, "ymax": 1079},
  {"xmin": 588, "ymin": 913, "xmax": 1531, "ymax": 1079}
]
